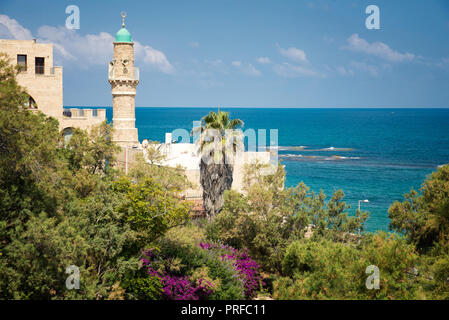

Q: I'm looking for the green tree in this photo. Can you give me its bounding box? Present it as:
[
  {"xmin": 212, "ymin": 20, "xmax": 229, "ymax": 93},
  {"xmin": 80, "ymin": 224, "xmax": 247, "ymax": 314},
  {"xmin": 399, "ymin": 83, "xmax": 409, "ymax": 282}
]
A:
[
  {"xmin": 63, "ymin": 121, "xmax": 120, "ymax": 175},
  {"xmin": 207, "ymin": 161, "xmax": 368, "ymax": 273},
  {"xmin": 128, "ymin": 150, "xmax": 192, "ymax": 192},
  {"xmin": 0, "ymin": 52, "xmax": 65, "ymax": 249},
  {"xmin": 114, "ymin": 176, "xmax": 191, "ymax": 248},
  {"xmin": 0, "ymin": 189, "xmax": 140, "ymax": 299},
  {"xmin": 389, "ymin": 165, "xmax": 449, "ymax": 298},
  {"xmin": 274, "ymin": 232, "xmax": 420, "ymax": 300},
  {"xmin": 389, "ymin": 164, "xmax": 449, "ymax": 249},
  {"xmin": 0, "ymin": 54, "xmax": 186, "ymax": 299}
]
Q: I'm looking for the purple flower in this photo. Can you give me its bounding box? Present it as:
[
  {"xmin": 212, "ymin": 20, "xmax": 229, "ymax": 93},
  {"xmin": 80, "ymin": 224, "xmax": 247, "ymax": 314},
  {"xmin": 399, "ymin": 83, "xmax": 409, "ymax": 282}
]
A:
[
  {"xmin": 159, "ymin": 275, "xmax": 213, "ymax": 300},
  {"xmin": 141, "ymin": 249, "xmax": 214, "ymax": 300},
  {"xmin": 199, "ymin": 242, "xmax": 264, "ymax": 298}
]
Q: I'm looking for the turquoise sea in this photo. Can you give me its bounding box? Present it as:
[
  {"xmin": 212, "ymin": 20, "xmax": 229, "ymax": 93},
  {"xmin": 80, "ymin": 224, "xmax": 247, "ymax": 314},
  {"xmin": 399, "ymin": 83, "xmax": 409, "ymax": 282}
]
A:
[{"xmin": 74, "ymin": 107, "xmax": 449, "ymax": 232}]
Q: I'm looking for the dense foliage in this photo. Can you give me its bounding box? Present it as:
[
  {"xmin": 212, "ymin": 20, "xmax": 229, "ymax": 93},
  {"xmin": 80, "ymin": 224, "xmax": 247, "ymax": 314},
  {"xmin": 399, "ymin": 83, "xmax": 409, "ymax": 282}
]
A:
[
  {"xmin": 206, "ymin": 160, "xmax": 449, "ymax": 299},
  {"xmin": 142, "ymin": 224, "xmax": 245, "ymax": 300},
  {"xmin": 389, "ymin": 164, "xmax": 449, "ymax": 250},
  {"xmin": 206, "ymin": 161, "xmax": 368, "ymax": 274},
  {"xmin": 199, "ymin": 242, "xmax": 264, "ymax": 298},
  {"xmin": 0, "ymin": 55, "xmax": 192, "ymax": 299},
  {"xmin": 275, "ymin": 233, "xmax": 419, "ymax": 299},
  {"xmin": 1, "ymin": 54, "xmax": 449, "ymax": 299},
  {"xmin": 388, "ymin": 164, "xmax": 449, "ymax": 298}
]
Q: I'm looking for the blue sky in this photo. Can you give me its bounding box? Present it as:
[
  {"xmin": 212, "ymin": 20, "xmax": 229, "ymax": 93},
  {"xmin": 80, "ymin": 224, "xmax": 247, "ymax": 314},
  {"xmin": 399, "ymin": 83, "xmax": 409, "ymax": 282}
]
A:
[{"xmin": 1, "ymin": 0, "xmax": 449, "ymax": 107}]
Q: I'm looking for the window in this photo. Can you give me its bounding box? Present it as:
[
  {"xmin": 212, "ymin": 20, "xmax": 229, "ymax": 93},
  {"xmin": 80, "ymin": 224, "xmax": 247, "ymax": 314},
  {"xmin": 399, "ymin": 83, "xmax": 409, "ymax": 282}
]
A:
[
  {"xmin": 63, "ymin": 127, "xmax": 74, "ymax": 146},
  {"xmin": 92, "ymin": 109, "xmax": 98, "ymax": 117},
  {"xmin": 35, "ymin": 57, "xmax": 44, "ymax": 74},
  {"xmin": 28, "ymin": 96, "xmax": 37, "ymax": 109},
  {"xmin": 17, "ymin": 55, "xmax": 27, "ymax": 72},
  {"xmin": 63, "ymin": 109, "xmax": 72, "ymax": 117},
  {"xmin": 72, "ymin": 109, "xmax": 85, "ymax": 117}
]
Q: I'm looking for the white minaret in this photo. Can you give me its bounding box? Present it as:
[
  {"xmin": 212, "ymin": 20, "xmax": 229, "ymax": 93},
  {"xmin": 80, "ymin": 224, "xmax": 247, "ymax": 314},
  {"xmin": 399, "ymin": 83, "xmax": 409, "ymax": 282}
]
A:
[{"xmin": 108, "ymin": 12, "xmax": 139, "ymax": 147}]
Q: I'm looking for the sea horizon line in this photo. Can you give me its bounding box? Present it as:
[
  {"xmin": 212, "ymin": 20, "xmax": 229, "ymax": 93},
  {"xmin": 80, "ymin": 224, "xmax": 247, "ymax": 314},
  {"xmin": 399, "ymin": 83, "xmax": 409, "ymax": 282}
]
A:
[{"xmin": 64, "ymin": 106, "xmax": 449, "ymax": 109}]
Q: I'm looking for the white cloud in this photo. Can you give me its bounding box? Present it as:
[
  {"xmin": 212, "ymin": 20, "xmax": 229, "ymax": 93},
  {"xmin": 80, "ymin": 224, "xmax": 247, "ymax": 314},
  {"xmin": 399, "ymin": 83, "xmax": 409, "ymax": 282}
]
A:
[
  {"xmin": 279, "ymin": 46, "xmax": 308, "ymax": 63},
  {"xmin": 350, "ymin": 61, "xmax": 379, "ymax": 77},
  {"xmin": 336, "ymin": 66, "xmax": 354, "ymax": 76},
  {"xmin": 203, "ymin": 59, "xmax": 229, "ymax": 75},
  {"xmin": 244, "ymin": 64, "xmax": 262, "ymax": 76},
  {"xmin": 231, "ymin": 61, "xmax": 242, "ymax": 67},
  {"xmin": 231, "ymin": 61, "xmax": 261, "ymax": 76},
  {"xmin": 134, "ymin": 42, "xmax": 175, "ymax": 74},
  {"xmin": 38, "ymin": 25, "xmax": 174, "ymax": 73},
  {"xmin": 273, "ymin": 62, "xmax": 322, "ymax": 78},
  {"xmin": 0, "ymin": 15, "xmax": 174, "ymax": 74},
  {"xmin": 345, "ymin": 33, "xmax": 415, "ymax": 62},
  {"xmin": 37, "ymin": 25, "xmax": 112, "ymax": 65},
  {"xmin": 0, "ymin": 14, "xmax": 33, "ymax": 40},
  {"xmin": 256, "ymin": 57, "xmax": 271, "ymax": 64},
  {"xmin": 205, "ymin": 59, "xmax": 223, "ymax": 66},
  {"xmin": 435, "ymin": 57, "xmax": 449, "ymax": 70}
]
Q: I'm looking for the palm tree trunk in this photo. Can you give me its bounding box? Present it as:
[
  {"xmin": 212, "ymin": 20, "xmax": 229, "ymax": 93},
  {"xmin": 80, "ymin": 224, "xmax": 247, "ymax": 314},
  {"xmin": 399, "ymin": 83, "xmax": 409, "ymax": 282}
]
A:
[{"xmin": 200, "ymin": 156, "xmax": 233, "ymax": 218}]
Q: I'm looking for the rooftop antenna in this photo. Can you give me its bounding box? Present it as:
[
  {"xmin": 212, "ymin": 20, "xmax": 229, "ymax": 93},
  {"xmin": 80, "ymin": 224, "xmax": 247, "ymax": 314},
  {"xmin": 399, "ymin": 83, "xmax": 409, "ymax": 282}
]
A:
[{"xmin": 120, "ymin": 11, "xmax": 127, "ymax": 28}]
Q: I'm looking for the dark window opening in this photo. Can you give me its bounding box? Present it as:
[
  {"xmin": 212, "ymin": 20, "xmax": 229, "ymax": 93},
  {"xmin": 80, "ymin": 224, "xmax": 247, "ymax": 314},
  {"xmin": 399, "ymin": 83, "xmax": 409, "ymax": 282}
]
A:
[
  {"xmin": 63, "ymin": 109, "xmax": 72, "ymax": 117},
  {"xmin": 35, "ymin": 57, "xmax": 44, "ymax": 74},
  {"xmin": 63, "ymin": 127, "xmax": 74, "ymax": 147},
  {"xmin": 28, "ymin": 96, "xmax": 37, "ymax": 109},
  {"xmin": 17, "ymin": 54, "xmax": 27, "ymax": 72}
]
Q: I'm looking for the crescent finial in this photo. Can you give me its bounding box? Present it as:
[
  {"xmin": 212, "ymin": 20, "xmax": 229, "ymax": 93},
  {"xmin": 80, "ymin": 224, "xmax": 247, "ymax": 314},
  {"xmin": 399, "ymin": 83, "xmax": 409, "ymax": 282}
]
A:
[{"xmin": 120, "ymin": 11, "xmax": 127, "ymax": 28}]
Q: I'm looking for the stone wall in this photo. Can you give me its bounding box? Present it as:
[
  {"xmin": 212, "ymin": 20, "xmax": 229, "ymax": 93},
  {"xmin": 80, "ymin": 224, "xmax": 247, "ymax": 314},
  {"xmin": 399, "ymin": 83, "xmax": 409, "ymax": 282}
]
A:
[
  {"xmin": 0, "ymin": 39, "xmax": 106, "ymax": 132},
  {"xmin": 141, "ymin": 141, "xmax": 274, "ymax": 197},
  {"xmin": 60, "ymin": 108, "xmax": 106, "ymax": 130}
]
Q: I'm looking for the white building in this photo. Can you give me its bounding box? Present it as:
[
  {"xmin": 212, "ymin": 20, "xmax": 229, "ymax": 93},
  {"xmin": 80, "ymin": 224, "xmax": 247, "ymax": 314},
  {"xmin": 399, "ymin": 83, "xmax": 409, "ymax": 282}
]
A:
[{"xmin": 142, "ymin": 132, "xmax": 276, "ymax": 199}]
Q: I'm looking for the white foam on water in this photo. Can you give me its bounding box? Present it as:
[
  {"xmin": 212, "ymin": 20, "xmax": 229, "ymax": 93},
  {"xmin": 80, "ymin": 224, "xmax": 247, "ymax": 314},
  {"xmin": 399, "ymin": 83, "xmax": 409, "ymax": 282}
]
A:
[{"xmin": 279, "ymin": 154, "xmax": 303, "ymax": 158}]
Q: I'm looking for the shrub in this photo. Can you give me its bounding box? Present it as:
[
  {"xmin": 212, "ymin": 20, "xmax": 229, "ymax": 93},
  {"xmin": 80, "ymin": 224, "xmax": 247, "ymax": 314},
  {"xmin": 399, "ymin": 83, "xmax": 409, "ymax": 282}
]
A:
[
  {"xmin": 122, "ymin": 274, "xmax": 163, "ymax": 300},
  {"xmin": 274, "ymin": 233, "xmax": 421, "ymax": 300},
  {"xmin": 205, "ymin": 190, "xmax": 287, "ymax": 274},
  {"xmin": 389, "ymin": 164, "xmax": 449, "ymax": 249},
  {"xmin": 275, "ymin": 239, "xmax": 359, "ymax": 299},
  {"xmin": 200, "ymin": 242, "xmax": 264, "ymax": 298},
  {"xmin": 140, "ymin": 224, "xmax": 245, "ymax": 300}
]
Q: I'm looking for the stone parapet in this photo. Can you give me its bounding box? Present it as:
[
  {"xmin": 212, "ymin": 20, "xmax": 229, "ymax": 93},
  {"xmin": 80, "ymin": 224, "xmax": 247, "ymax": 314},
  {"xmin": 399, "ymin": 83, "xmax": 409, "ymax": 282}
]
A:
[{"xmin": 60, "ymin": 108, "xmax": 106, "ymax": 131}]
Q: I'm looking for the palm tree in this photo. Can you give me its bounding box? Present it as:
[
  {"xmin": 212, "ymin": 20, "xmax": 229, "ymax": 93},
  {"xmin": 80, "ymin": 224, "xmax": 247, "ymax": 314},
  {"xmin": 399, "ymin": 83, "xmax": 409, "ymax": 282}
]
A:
[{"xmin": 193, "ymin": 110, "xmax": 244, "ymax": 218}]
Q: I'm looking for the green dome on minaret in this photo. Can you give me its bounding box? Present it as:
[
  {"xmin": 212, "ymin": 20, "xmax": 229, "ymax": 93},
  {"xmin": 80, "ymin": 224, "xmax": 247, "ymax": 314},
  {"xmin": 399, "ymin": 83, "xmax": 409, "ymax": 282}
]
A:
[
  {"xmin": 116, "ymin": 27, "xmax": 132, "ymax": 42},
  {"xmin": 115, "ymin": 11, "xmax": 132, "ymax": 42}
]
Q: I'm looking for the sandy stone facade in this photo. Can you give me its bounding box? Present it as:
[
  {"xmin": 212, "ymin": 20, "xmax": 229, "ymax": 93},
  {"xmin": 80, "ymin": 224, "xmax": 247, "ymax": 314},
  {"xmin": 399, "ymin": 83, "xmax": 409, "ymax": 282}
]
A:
[
  {"xmin": 108, "ymin": 42, "xmax": 139, "ymax": 147},
  {"xmin": 0, "ymin": 39, "xmax": 105, "ymax": 133}
]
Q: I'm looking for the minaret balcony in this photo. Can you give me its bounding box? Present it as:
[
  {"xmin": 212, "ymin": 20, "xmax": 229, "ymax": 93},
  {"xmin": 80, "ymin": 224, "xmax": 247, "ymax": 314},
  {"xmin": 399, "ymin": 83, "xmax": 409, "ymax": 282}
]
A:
[{"xmin": 108, "ymin": 65, "xmax": 139, "ymax": 82}]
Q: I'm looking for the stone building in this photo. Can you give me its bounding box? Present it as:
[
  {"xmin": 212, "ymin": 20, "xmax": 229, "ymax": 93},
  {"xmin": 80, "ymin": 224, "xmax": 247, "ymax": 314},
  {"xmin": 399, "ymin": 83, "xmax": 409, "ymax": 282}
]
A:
[
  {"xmin": 142, "ymin": 132, "xmax": 276, "ymax": 198},
  {"xmin": 106, "ymin": 15, "xmax": 141, "ymax": 172},
  {"xmin": 108, "ymin": 16, "xmax": 139, "ymax": 148},
  {"xmin": 0, "ymin": 39, "xmax": 106, "ymax": 138},
  {"xmin": 1, "ymin": 20, "xmax": 275, "ymax": 203}
]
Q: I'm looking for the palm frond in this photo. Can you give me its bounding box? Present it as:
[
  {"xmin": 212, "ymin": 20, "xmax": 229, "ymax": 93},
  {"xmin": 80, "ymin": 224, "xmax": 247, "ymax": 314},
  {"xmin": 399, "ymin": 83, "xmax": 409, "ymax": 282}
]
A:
[{"xmin": 229, "ymin": 118, "xmax": 244, "ymax": 129}]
